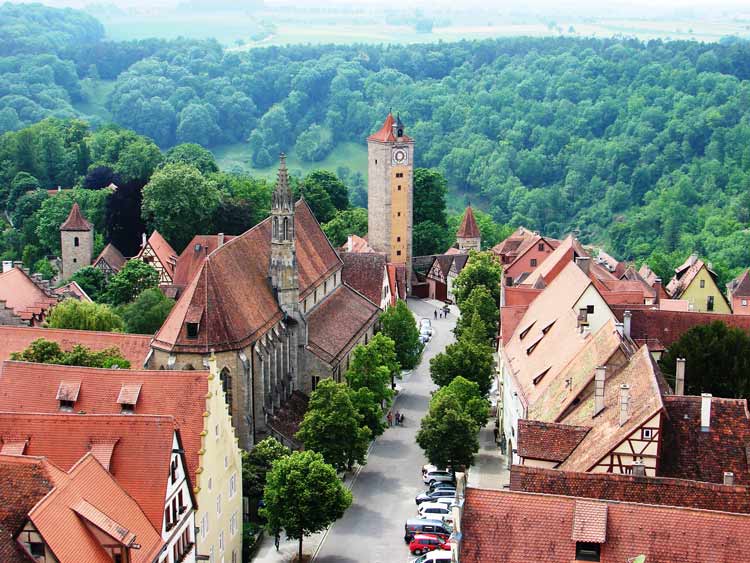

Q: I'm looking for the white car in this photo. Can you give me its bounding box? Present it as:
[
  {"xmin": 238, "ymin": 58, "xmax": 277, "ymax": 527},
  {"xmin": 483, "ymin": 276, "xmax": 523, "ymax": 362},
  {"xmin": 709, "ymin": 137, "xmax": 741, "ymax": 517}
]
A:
[
  {"xmin": 423, "ymin": 470, "xmax": 454, "ymax": 485},
  {"xmin": 412, "ymin": 550, "xmax": 452, "ymax": 563},
  {"xmin": 419, "ymin": 502, "xmax": 452, "ymax": 519}
]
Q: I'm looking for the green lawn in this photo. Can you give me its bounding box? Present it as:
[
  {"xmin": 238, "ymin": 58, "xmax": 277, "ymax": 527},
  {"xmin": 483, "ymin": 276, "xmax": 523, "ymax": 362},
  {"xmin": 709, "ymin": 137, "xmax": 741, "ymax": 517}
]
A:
[
  {"xmin": 213, "ymin": 141, "xmax": 368, "ymax": 180},
  {"xmin": 73, "ymin": 79, "xmax": 116, "ymax": 123}
]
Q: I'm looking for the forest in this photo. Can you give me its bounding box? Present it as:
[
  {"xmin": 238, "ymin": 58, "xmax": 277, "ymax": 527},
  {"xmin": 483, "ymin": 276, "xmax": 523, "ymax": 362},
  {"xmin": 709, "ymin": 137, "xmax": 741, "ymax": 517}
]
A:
[{"xmin": 2, "ymin": 3, "xmax": 750, "ymax": 284}]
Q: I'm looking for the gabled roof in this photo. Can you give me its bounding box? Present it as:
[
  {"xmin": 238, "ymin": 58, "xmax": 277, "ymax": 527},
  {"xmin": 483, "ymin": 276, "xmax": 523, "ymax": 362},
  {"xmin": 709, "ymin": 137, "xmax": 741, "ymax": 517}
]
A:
[
  {"xmin": 0, "ymin": 361, "xmax": 208, "ymax": 491},
  {"xmin": 340, "ymin": 234, "xmax": 374, "ymax": 254},
  {"xmin": 28, "ymin": 454, "xmax": 163, "ymax": 563},
  {"xmin": 154, "ymin": 200, "xmax": 342, "ymax": 353},
  {"xmin": 728, "ymin": 269, "xmax": 750, "ymax": 298},
  {"xmin": 0, "ymin": 325, "xmax": 152, "ymax": 366},
  {"xmin": 660, "ymin": 395, "xmax": 750, "ymax": 485},
  {"xmin": 92, "ymin": 243, "xmax": 126, "ymax": 272},
  {"xmin": 386, "ymin": 263, "xmax": 406, "ymax": 305},
  {"xmin": 59, "ymin": 203, "xmax": 92, "ymax": 232},
  {"xmin": 140, "ymin": 231, "xmax": 178, "ymax": 279},
  {"xmin": 306, "ymin": 285, "xmax": 380, "ymax": 366},
  {"xmin": 428, "ymin": 255, "xmax": 453, "ymax": 279},
  {"xmin": 340, "ymin": 252, "xmax": 387, "ymax": 306},
  {"xmin": 0, "ymin": 413, "xmax": 177, "ymax": 530},
  {"xmin": 517, "ymin": 420, "xmax": 590, "ymax": 462},
  {"xmin": 666, "ymin": 254, "xmax": 720, "ymax": 299},
  {"xmin": 491, "ymin": 226, "xmax": 538, "ymax": 257},
  {"xmin": 460, "ymin": 487, "xmax": 750, "ymax": 563},
  {"xmin": 456, "ymin": 206, "xmax": 480, "ymax": 239},
  {"xmin": 0, "ymin": 268, "xmax": 58, "ymax": 322},
  {"xmin": 171, "ymin": 234, "xmax": 235, "ymax": 288},
  {"xmin": 367, "ymin": 113, "xmax": 412, "ymax": 143},
  {"xmin": 52, "ymin": 280, "xmax": 92, "ymax": 303}
]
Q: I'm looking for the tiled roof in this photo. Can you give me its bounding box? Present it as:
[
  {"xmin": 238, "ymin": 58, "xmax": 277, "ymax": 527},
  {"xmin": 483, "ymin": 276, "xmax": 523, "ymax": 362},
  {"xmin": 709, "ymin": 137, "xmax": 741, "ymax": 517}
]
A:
[
  {"xmin": 660, "ymin": 395, "xmax": 750, "ymax": 485},
  {"xmin": 595, "ymin": 249, "xmax": 626, "ymax": 278},
  {"xmin": 386, "ymin": 263, "xmax": 406, "ymax": 305},
  {"xmin": 460, "ymin": 487, "xmax": 750, "ymax": 563},
  {"xmin": 491, "ymin": 226, "xmax": 537, "ymax": 257},
  {"xmin": 52, "ymin": 280, "xmax": 92, "ymax": 302},
  {"xmin": 428, "ymin": 255, "xmax": 453, "ymax": 279},
  {"xmin": 456, "ymin": 206, "xmax": 480, "ymax": 239},
  {"xmin": 306, "ymin": 285, "xmax": 380, "ymax": 365},
  {"xmin": 92, "ymin": 243, "xmax": 126, "ymax": 272},
  {"xmin": 0, "ymin": 268, "xmax": 58, "ymax": 322},
  {"xmin": 59, "ymin": 203, "xmax": 91, "ymax": 232},
  {"xmin": 666, "ymin": 254, "xmax": 721, "ymax": 299},
  {"xmin": 367, "ymin": 113, "xmax": 412, "ymax": 142},
  {"xmin": 340, "ymin": 234, "xmax": 374, "ymax": 254},
  {"xmin": 340, "ymin": 252, "xmax": 387, "ymax": 306},
  {"xmin": 510, "ymin": 464, "xmax": 750, "ymax": 513},
  {"xmin": 499, "ymin": 305, "xmax": 528, "ymax": 346},
  {"xmin": 728, "ymin": 269, "xmax": 750, "ymax": 298},
  {"xmin": 572, "ymin": 500, "xmax": 607, "ymax": 542},
  {"xmin": 29, "ymin": 454, "xmax": 162, "ymax": 563},
  {"xmin": 172, "ymin": 234, "xmax": 235, "ymax": 288},
  {"xmin": 522, "ymin": 234, "xmax": 579, "ymax": 288},
  {"xmin": 0, "ymin": 412, "xmax": 177, "ymax": 530},
  {"xmin": 0, "ymin": 325, "xmax": 152, "ymax": 366},
  {"xmin": 638, "ymin": 263, "xmax": 659, "ymax": 285},
  {"xmin": 141, "ymin": 230, "xmax": 178, "ymax": 278},
  {"xmin": 154, "ymin": 200, "xmax": 342, "ymax": 353},
  {"xmin": 0, "ymin": 454, "xmax": 57, "ymax": 563},
  {"xmin": 0, "ymin": 361, "xmax": 208, "ymax": 493},
  {"xmin": 517, "ymin": 420, "xmax": 589, "ymax": 462}
]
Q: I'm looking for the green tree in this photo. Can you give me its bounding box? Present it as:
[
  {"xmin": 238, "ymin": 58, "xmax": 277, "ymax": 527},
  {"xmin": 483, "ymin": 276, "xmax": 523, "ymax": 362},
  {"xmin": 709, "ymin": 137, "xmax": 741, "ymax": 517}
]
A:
[
  {"xmin": 242, "ymin": 437, "xmax": 291, "ymax": 520},
  {"xmin": 379, "ymin": 300, "xmax": 422, "ymax": 370},
  {"xmin": 659, "ymin": 321, "xmax": 750, "ymax": 399},
  {"xmin": 141, "ymin": 163, "xmax": 221, "ymax": 251},
  {"xmin": 261, "ymin": 450, "xmax": 352, "ymax": 562},
  {"xmin": 322, "ymin": 208, "xmax": 367, "ymax": 247},
  {"xmin": 46, "ymin": 299, "xmax": 125, "ymax": 332},
  {"xmin": 430, "ymin": 336, "xmax": 494, "ymax": 396},
  {"xmin": 10, "ymin": 338, "xmax": 130, "ymax": 368},
  {"xmin": 113, "ymin": 138, "xmax": 163, "ymax": 183},
  {"xmin": 297, "ymin": 180, "xmax": 336, "ymax": 224},
  {"xmin": 413, "ymin": 168, "xmax": 448, "ymax": 226},
  {"xmin": 345, "ymin": 333, "xmax": 399, "ymax": 404},
  {"xmin": 413, "ymin": 220, "xmax": 452, "ymax": 256},
  {"xmin": 164, "ymin": 143, "xmax": 218, "ymax": 174},
  {"xmin": 303, "ymin": 170, "xmax": 349, "ymax": 212},
  {"xmin": 103, "ymin": 260, "xmax": 160, "ymax": 306},
  {"xmin": 433, "ymin": 376, "xmax": 490, "ymax": 428},
  {"xmin": 32, "ymin": 258, "xmax": 55, "ymax": 280},
  {"xmin": 348, "ymin": 387, "xmax": 387, "ymax": 438},
  {"xmin": 296, "ymin": 379, "xmax": 370, "ymax": 472},
  {"xmin": 455, "ymin": 286, "xmax": 498, "ymax": 342},
  {"xmin": 8, "ymin": 171, "xmax": 40, "ymax": 210},
  {"xmin": 118, "ymin": 287, "xmax": 175, "ymax": 334},
  {"xmin": 416, "ymin": 392, "xmax": 480, "ymax": 473},
  {"xmin": 452, "ymin": 251, "xmax": 502, "ymax": 305},
  {"xmin": 69, "ymin": 266, "xmax": 106, "ymax": 301}
]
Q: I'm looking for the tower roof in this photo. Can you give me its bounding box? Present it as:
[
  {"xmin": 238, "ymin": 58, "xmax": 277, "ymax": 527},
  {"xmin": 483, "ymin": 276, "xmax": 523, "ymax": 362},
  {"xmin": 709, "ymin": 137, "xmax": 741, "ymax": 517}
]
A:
[
  {"xmin": 367, "ymin": 112, "xmax": 412, "ymax": 143},
  {"xmin": 457, "ymin": 206, "xmax": 481, "ymax": 239},
  {"xmin": 60, "ymin": 203, "xmax": 92, "ymax": 232},
  {"xmin": 276, "ymin": 153, "xmax": 292, "ymax": 196}
]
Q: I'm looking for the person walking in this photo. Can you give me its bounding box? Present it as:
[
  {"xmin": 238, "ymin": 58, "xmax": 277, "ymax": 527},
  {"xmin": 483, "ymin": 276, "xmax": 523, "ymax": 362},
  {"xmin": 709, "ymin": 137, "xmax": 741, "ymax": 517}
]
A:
[
  {"xmin": 387, "ymin": 411, "xmax": 393, "ymax": 427},
  {"xmin": 399, "ymin": 412, "xmax": 405, "ymax": 426},
  {"xmin": 394, "ymin": 410, "xmax": 400, "ymax": 426},
  {"xmin": 434, "ymin": 309, "xmax": 438, "ymax": 320}
]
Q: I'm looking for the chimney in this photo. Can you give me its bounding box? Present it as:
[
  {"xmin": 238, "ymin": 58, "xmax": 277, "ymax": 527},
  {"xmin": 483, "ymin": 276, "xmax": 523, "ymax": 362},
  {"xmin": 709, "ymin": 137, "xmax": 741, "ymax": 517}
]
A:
[
  {"xmin": 218, "ymin": 233, "xmax": 225, "ymax": 247},
  {"xmin": 615, "ymin": 322, "xmax": 624, "ymax": 338},
  {"xmin": 675, "ymin": 358, "xmax": 686, "ymax": 396},
  {"xmin": 346, "ymin": 235, "xmax": 353, "ymax": 253},
  {"xmin": 701, "ymin": 393, "xmax": 712, "ymax": 432},
  {"xmin": 623, "ymin": 310, "xmax": 632, "ymax": 339},
  {"xmin": 619, "ymin": 384, "xmax": 630, "ymax": 426},
  {"xmin": 632, "ymin": 460, "xmax": 646, "ymax": 477},
  {"xmin": 594, "ymin": 366, "xmax": 606, "ymax": 416},
  {"xmin": 141, "ymin": 233, "xmax": 147, "ymax": 248},
  {"xmin": 575, "ymin": 256, "xmax": 591, "ymax": 275},
  {"xmin": 653, "ymin": 277, "xmax": 662, "ymax": 305},
  {"xmin": 724, "ymin": 472, "xmax": 735, "ymax": 486}
]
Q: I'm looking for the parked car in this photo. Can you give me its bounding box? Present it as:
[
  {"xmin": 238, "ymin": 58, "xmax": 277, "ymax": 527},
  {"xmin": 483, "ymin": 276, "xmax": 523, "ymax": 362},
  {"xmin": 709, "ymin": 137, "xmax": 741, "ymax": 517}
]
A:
[
  {"xmin": 409, "ymin": 534, "xmax": 450, "ymax": 556},
  {"xmin": 422, "ymin": 464, "xmax": 452, "ymax": 478},
  {"xmin": 411, "ymin": 550, "xmax": 453, "ymax": 563},
  {"xmin": 419, "ymin": 318, "xmax": 433, "ymax": 333},
  {"xmin": 423, "ymin": 470, "xmax": 454, "ymax": 485},
  {"xmin": 419, "ymin": 334, "xmax": 430, "ymax": 345},
  {"xmin": 427, "ymin": 482, "xmax": 456, "ymax": 493},
  {"xmin": 416, "ymin": 489, "xmax": 457, "ymax": 505},
  {"xmin": 420, "ymin": 327, "xmax": 432, "ymax": 342},
  {"xmin": 419, "ymin": 502, "xmax": 452, "ymax": 519},
  {"xmin": 404, "ymin": 518, "xmax": 452, "ymax": 543}
]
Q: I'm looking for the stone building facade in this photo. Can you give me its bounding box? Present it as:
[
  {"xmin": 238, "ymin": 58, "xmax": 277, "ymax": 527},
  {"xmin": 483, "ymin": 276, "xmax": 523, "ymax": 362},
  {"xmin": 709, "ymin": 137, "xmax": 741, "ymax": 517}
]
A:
[{"xmin": 59, "ymin": 203, "xmax": 93, "ymax": 280}]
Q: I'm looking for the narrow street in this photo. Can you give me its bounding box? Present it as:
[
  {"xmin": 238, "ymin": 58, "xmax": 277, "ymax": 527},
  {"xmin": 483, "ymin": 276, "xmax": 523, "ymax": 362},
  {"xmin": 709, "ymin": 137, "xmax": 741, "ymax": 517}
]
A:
[{"xmin": 313, "ymin": 298, "xmax": 456, "ymax": 563}]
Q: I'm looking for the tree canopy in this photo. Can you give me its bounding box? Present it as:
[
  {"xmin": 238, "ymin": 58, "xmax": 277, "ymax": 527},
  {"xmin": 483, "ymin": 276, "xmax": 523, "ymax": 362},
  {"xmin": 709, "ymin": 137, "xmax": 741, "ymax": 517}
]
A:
[
  {"xmin": 104, "ymin": 260, "xmax": 160, "ymax": 306},
  {"xmin": 10, "ymin": 338, "xmax": 130, "ymax": 368},
  {"xmin": 379, "ymin": 300, "xmax": 422, "ymax": 370},
  {"xmin": 46, "ymin": 299, "xmax": 125, "ymax": 332},
  {"xmin": 452, "ymin": 251, "xmax": 502, "ymax": 305},
  {"xmin": 117, "ymin": 287, "xmax": 175, "ymax": 334}
]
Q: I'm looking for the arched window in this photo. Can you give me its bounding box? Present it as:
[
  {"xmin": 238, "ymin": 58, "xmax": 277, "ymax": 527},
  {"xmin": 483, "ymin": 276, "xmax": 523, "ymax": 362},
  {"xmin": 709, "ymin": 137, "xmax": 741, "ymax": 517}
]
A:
[
  {"xmin": 273, "ymin": 217, "xmax": 279, "ymax": 239},
  {"xmin": 282, "ymin": 217, "xmax": 289, "ymax": 240},
  {"xmin": 220, "ymin": 368, "xmax": 233, "ymax": 420},
  {"xmin": 74, "ymin": 237, "xmax": 79, "ymax": 247}
]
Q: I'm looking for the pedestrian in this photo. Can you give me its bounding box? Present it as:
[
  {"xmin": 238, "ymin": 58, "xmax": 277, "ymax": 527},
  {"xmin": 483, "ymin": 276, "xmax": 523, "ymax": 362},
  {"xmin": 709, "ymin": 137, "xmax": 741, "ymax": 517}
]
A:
[
  {"xmin": 400, "ymin": 412, "xmax": 405, "ymax": 425},
  {"xmin": 274, "ymin": 532, "xmax": 280, "ymax": 552},
  {"xmin": 394, "ymin": 410, "xmax": 400, "ymax": 425},
  {"xmin": 434, "ymin": 309, "xmax": 437, "ymax": 320},
  {"xmin": 387, "ymin": 411, "xmax": 393, "ymax": 427}
]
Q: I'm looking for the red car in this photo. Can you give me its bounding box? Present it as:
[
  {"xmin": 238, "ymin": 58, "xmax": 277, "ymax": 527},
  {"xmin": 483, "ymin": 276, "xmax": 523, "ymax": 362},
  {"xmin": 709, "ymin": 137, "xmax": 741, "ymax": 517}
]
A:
[{"xmin": 409, "ymin": 534, "xmax": 450, "ymax": 555}]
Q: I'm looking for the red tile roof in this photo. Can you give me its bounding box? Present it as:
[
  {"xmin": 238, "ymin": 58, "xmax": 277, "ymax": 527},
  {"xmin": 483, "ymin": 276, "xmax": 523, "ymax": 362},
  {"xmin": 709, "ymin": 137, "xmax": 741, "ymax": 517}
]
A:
[
  {"xmin": 0, "ymin": 325, "xmax": 152, "ymax": 366},
  {"xmin": 461, "ymin": 487, "xmax": 750, "ymax": 563},
  {"xmin": 92, "ymin": 243, "xmax": 126, "ymax": 272},
  {"xmin": 728, "ymin": 269, "xmax": 750, "ymax": 298},
  {"xmin": 0, "ymin": 413, "xmax": 177, "ymax": 530},
  {"xmin": 666, "ymin": 254, "xmax": 723, "ymax": 301},
  {"xmin": 340, "ymin": 234, "xmax": 374, "ymax": 254},
  {"xmin": 660, "ymin": 395, "xmax": 750, "ymax": 485},
  {"xmin": 456, "ymin": 206, "xmax": 480, "ymax": 239},
  {"xmin": 510, "ymin": 464, "xmax": 750, "ymax": 513},
  {"xmin": 59, "ymin": 203, "xmax": 92, "ymax": 232},
  {"xmin": 0, "ymin": 268, "xmax": 58, "ymax": 323},
  {"xmin": 386, "ymin": 263, "xmax": 406, "ymax": 305},
  {"xmin": 0, "ymin": 361, "xmax": 208, "ymax": 494},
  {"xmin": 367, "ymin": 113, "xmax": 412, "ymax": 143},
  {"xmin": 517, "ymin": 420, "xmax": 590, "ymax": 462},
  {"xmin": 572, "ymin": 500, "xmax": 607, "ymax": 542},
  {"xmin": 140, "ymin": 230, "xmax": 178, "ymax": 279},
  {"xmin": 306, "ymin": 285, "xmax": 380, "ymax": 366},
  {"xmin": 340, "ymin": 252, "xmax": 387, "ymax": 306},
  {"xmin": 154, "ymin": 200, "xmax": 342, "ymax": 353},
  {"xmin": 171, "ymin": 234, "xmax": 235, "ymax": 288},
  {"xmin": 52, "ymin": 280, "xmax": 92, "ymax": 302}
]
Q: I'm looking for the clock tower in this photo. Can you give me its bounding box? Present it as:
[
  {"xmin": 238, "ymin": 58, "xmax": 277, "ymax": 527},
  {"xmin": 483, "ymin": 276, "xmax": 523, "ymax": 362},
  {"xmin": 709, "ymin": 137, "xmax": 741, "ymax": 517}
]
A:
[{"xmin": 367, "ymin": 112, "xmax": 414, "ymax": 290}]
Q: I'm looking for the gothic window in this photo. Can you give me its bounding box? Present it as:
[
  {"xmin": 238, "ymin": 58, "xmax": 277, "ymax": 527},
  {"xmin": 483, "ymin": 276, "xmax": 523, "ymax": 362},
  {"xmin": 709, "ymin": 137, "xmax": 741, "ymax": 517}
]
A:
[
  {"xmin": 74, "ymin": 237, "xmax": 80, "ymax": 247},
  {"xmin": 283, "ymin": 217, "xmax": 289, "ymax": 240},
  {"xmin": 273, "ymin": 217, "xmax": 279, "ymax": 239},
  {"xmin": 220, "ymin": 368, "xmax": 233, "ymax": 420}
]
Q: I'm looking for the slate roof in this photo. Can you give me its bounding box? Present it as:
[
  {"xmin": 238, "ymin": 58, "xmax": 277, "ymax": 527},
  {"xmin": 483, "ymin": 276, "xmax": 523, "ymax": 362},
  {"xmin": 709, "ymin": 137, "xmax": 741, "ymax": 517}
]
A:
[
  {"xmin": 59, "ymin": 203, "xmax": 91, "ymax": 232},
  {"xmin": 340, "ymin": 252, "xmax": 387, "ymax": 306},
  {"xmin": 0, "ymin": 361, "xmax": 208, "ymax": 492},
  {"xmin": 306, "ymin": 285, "xmax": 380, "ymax": 366},
  {"xmin": 0, "ymin": 413, "xmax": 178, "ymax": 531},
  {"xmin": 660, "ymin": 395, "xmax": 750, "ymax": 485},
  {"xmin": 367, "ymin": 113, "xmax": 412, "ymax": 142},
  {"xmin": 0, "ymin": 325, "xmax": 152, "ymax": 366},
  {"xmin": 153, "ymin": 200, "xmax": 342, "ymax": 353},
  {"xmin": 728, "ymin": 269, "xmax": 750, "ymax": 298},
  {"xmin": 456, "ymin": 206, "xmax": 480, "ymax": 239},
  {"xmin": 510, "ymin": 464, "xmax": 750, "ymax": 514},
  {"xmin": 460, "ymin": 487, "xmax": 750, "ymax": 563},
  {"xmin": 517, "ymin": 420, "xmax": 590, "ymax": 462},
  {"xmin": 92, "ymin": 243, "xmax": 126, "ymax": 272},
  {"xmin": 0, "ymin": 268, "xmax": 58, "ymax": 323}
]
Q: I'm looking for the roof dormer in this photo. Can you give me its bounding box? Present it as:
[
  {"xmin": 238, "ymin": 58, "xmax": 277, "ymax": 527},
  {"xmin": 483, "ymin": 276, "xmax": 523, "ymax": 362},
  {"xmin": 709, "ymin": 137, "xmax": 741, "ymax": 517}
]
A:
[
  {"xmin": 56, "ymin": 381, "xmax": 81, "ymax": 412},
  {"xmin": 117, "ymin": 383, "xmax": 142, "ymax": 414}
]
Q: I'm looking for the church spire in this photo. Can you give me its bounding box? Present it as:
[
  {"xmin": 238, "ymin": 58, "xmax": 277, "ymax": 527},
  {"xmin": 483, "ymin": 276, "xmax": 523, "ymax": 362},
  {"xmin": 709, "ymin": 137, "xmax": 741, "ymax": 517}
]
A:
[
  {"xmin": 273, "ymin": 153, "xmax": 293, "ymax": 213},
  {"xmin": 270, "ymin": 154, "xmax": 299, "ymax": 315}
]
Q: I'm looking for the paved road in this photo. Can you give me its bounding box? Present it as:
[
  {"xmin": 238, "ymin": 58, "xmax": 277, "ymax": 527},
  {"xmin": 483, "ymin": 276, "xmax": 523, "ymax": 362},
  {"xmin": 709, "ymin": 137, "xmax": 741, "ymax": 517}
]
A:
[{"xmin": 314, "ymin": 298, "xmax": 456, "ymax": 563}]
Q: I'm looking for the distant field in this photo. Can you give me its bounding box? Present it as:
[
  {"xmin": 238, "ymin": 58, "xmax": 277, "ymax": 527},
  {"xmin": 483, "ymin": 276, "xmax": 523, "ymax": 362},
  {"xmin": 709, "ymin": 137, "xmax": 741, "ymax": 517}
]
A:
[
  {"xmin": 73, "ymin": 79, "xmax": 115, "ymax": 123},
  {"xmin": 213, "ymin": 141, "xmax": 368, "ymax": 180}
]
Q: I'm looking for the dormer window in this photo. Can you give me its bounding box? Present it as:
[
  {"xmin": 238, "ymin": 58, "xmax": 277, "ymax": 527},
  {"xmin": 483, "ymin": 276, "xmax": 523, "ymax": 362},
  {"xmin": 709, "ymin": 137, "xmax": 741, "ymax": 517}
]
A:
[
  {"xmin": 186, "ymin": 305, "xmax": 203, "ymax": 339},
  {"xmin": 59, "ymin": 399, "xmax": 75, "ymax": 411},
  {"xmin": 117, "ymin": 383, "xmax": 141, "ymax": 414},
  {"xmin": 186, "ymin": 323, "xmax": 199, "ymax": 339},
  {"xmin": 56, "ymin": 381, "xmax": 81, "ymax": 412},
  {"xmin": 519, "ymin": 321, "xmax": 536, "ymax": 341},
  {"xmin": 575, "ymin": 542, "xmax": 601, "ymax": 561}
]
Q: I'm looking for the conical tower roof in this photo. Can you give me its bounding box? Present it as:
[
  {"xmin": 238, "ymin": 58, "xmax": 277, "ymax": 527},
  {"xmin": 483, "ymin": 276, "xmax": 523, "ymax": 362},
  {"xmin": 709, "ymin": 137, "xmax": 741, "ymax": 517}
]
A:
[
  {"xmin": 60, "ymin": 203, "xmax": 92, "ymax": 232},
  {"xmin": 456, "ymin": 206, "xmax": 480, "ymax": 239},
  {"xmin": 367, "ymin": 112, "xmax": 412, "ymax": 142}
]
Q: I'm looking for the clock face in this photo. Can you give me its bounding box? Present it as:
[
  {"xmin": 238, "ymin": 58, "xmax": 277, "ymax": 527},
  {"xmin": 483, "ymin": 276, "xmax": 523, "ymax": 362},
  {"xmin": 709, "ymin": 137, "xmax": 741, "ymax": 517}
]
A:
[{"xmin": 392, "ymin": 147, "xmax": 409, "ymax": 165}]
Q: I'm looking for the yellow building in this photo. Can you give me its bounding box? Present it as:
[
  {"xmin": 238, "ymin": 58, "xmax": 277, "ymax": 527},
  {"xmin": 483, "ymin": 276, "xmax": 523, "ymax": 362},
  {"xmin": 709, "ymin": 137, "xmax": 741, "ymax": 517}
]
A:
[{"xmin": 666, "ymin": 254, "xmax": 731, "ymax": 314}]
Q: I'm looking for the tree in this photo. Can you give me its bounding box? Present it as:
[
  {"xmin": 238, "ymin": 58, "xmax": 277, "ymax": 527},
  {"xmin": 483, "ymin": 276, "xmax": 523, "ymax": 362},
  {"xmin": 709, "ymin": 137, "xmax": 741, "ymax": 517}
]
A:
[
  {"xmin": 261, "ymin": 450, "xmax": 352, "ymax": 562},
  {"xmin": 303, "ymin": 170, "xmax": 349, "ymax": 212},
  {"xmin": 379, "ymin": 300, "xmax": 422, "ymax": 370},
  {"xmin": 452, "ymin": 251, "xmax": 502, "ymax": 305},
  {"xmin": 8, "ymin": 171, "xmax": 40, "ymax": 210},
  {"xmin": 141, "ymin": 163, "xmax": 221, "ymax": 251},
  {"xmin": 432, "ymin": 376, "xmax": 490, "ymax": 428},
  {"xmin": 430, "ymin": 336, "xmax": 494, "ymax": 396},
  {"xmin": 322, "ymin": 208, "xmax": 367, "ymax": 248},
  {"xmin": 46, "ymin": 299, "xmax": 125, "ymax": 332},
  {"xmin": 416, "ymin": 392, "xmax": 480, "ymax": 473},
  {"xmin": 118, "ymin": 288, "xmax": 175, "ymax": 334},
  {"xmin": 413, "ymin": 168, "xmax": 448, "ymax": 226},
  {"xmin": 413, "ymin": 220, "xmax": 452, "ymax": 256},
  {"xmin": 84, "ymin": 166, "xmax": 118, "ymax": 190},
  {"xmin": 348, "ymin": 387, "xmax": 387, "ymax": 438},
  {"xmin": 297, "ymin": 180, "xmax": 336, "ymax": 224},
  {"xmin": 242, "ymin": 437, "xmax": 291, "ymax": 520},
  {"xmin": 176, "ymin": 103, "xmax": 221, "ymax": 146},
  {"xmin": 10, "ymin": 338, "xmax": 130, "ymax": 368},
  {"xmin": 455, "ymin": 286, "xmax": 498, "ymax": 342},
  {"xmin": 345, "ymin": 333, "xmax": 398, "ymax": 405},
  {"xmin": 103, "ymin": 260, "xmax": 160, "ymax": 306},
  {"xmin": 296, "ymin": 379, "xmax": 371, "ymax": 472},
  {"xmin": 659, "ymin": 321, "xmax": 750, "ymax": 399},
  {"xmin": 164, "ymin": 143, "xmax": 218, "ymax": 174},
  {"xmin": 294, "ymin": 124, "xmax": 334, "ymax": 162},
  {"xmin": 69, "ymin": 266, "xmax": 106, "ymax": 301},
  {"xmin": 113, "ymin": 138, "xmax": 163, "ymax": 183},
  {"xmin": 105, "ymin": 178, "xmax": 146, "ymax": 257}
]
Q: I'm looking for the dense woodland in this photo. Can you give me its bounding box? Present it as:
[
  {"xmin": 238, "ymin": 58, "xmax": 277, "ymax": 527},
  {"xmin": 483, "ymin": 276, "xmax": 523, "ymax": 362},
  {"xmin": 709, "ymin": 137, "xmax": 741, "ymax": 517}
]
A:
[{"xmin": 2, "ymin": 3, "xmax": 750, "ymax": 285}]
